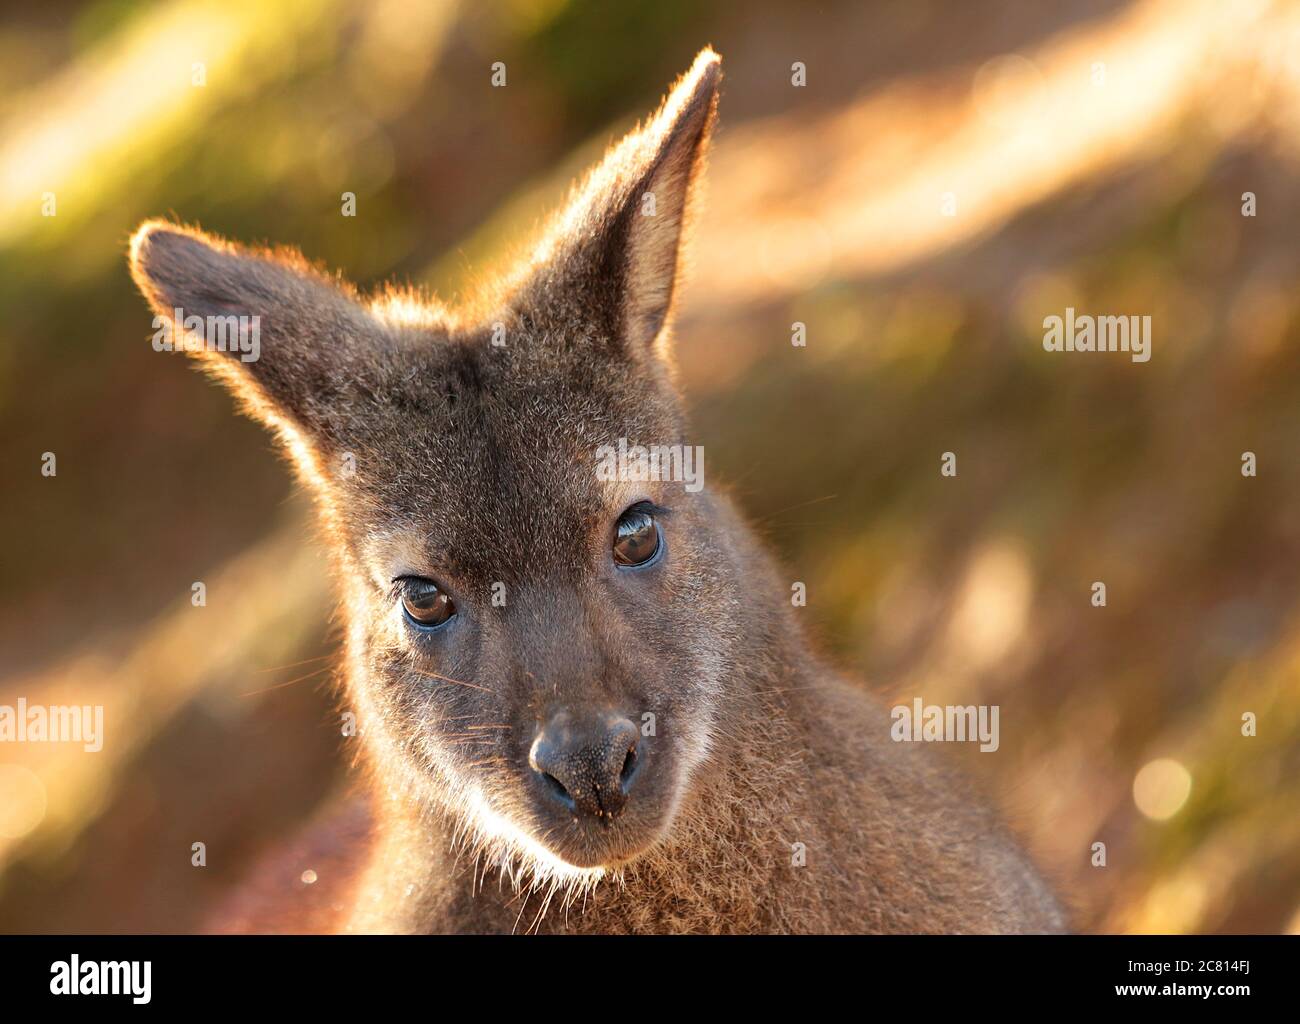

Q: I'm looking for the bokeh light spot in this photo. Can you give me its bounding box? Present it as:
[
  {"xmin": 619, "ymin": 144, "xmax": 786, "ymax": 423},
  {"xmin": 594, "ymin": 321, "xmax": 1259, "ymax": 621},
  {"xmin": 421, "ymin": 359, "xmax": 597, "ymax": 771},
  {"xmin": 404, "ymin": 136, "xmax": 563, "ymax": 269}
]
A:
[
  {"xmin": 1133, "ymin": 758, "xmax": 1192, "ymax": 821},
  {"xmin": 0, "ymin": 764, "xmax": 48, "ymax": 839}
]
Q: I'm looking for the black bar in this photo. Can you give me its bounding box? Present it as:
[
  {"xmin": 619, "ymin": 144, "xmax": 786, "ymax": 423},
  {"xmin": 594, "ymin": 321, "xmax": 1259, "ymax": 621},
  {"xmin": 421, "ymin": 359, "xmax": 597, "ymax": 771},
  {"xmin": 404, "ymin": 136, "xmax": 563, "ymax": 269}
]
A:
[{"xmin": 0, "ymin": 935, "xmax": 1291, "ymax": 1011}]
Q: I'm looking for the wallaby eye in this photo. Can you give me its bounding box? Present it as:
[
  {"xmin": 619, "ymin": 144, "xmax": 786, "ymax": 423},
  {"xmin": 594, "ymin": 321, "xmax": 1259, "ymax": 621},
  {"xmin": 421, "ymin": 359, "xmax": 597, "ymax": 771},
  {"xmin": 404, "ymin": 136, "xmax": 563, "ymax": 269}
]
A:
[
  {"xmin": 613, "ymin": 507, "xmax": 662, "ymax": 567},
  {"xmin": 400, "ymin": 579, "xmax": 456, "ymax": 630}
]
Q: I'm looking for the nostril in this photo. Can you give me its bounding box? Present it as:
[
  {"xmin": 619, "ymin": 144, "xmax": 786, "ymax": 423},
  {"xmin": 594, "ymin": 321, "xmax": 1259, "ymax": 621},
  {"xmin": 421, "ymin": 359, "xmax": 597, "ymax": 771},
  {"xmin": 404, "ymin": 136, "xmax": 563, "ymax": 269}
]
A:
[
  {"xmin": 541, "ymin": 771, "xmax": 575, "ymax": 811},
  {"xmin": 619, "ymin": 745, "xmax": 638, "ymax": 790}
]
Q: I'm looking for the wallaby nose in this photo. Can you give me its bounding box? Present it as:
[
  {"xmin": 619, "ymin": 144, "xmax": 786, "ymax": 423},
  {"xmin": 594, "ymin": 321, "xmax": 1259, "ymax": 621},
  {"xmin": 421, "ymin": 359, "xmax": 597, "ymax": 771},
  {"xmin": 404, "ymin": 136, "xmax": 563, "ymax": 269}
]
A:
[{"xmin": 530, "ymin": 712, "xmax": 641, "ymax": 821}]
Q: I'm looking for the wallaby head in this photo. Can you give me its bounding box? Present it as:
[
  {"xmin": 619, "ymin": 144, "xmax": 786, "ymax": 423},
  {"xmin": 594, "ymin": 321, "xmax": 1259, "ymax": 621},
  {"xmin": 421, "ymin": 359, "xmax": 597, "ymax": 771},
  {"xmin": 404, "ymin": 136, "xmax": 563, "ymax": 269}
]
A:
[{"xmin": 129, "ymin": 51, "xmax": 739, "ymax": 887}]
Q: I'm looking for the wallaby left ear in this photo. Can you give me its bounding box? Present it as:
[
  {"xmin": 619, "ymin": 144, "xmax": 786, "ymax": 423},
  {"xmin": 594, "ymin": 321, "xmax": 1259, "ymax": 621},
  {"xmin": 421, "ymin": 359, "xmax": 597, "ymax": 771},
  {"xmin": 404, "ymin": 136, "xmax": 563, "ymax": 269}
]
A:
[{"xmin": 522, "ymin": 48, "xmax": 721, "ymax": 359}]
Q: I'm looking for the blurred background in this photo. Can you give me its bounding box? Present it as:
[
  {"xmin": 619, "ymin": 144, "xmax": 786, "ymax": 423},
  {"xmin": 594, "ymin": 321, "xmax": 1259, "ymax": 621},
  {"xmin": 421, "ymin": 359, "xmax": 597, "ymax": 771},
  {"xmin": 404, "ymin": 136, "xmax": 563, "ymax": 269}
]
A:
[{"xmin": 2, "ymin": 0, "xmax": 1299, "ymax": 933}]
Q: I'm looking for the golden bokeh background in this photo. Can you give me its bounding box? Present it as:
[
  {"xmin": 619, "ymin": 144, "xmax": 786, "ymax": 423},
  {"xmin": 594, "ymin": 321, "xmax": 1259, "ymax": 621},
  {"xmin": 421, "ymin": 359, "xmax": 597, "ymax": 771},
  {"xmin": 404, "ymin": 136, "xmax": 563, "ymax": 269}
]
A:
[{"xmin": 1, "ymin": 0, "xmax": 1298, "ymax": 932}]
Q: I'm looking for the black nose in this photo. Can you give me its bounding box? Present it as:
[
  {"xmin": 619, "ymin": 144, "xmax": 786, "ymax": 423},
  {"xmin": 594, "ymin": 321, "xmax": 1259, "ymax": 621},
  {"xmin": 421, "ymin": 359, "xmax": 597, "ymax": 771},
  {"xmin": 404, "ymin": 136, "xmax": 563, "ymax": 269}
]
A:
[{"xmin": 530, "ymin": 711, "xmax": 641, "ymax": 821}]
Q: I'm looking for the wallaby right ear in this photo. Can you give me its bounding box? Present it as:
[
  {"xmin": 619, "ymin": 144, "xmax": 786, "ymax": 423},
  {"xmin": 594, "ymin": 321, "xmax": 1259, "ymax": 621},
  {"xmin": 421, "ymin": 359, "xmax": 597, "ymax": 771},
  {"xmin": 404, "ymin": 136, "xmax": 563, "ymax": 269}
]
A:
[
  {"xmin": 128, "ymin": 221, "xmax": 385, "ymax": 441},
  {"xmin": 512, "ymin": 49, "xmax": 721, "ymax": 365}
]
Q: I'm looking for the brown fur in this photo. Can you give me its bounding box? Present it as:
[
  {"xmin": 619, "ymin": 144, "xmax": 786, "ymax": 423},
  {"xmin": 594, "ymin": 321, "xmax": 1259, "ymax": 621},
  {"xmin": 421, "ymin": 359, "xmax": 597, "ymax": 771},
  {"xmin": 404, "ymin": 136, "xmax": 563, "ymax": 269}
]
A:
[{"xmin": 130, "ymin": 49, "xmax": 1065, "ymax": 934}]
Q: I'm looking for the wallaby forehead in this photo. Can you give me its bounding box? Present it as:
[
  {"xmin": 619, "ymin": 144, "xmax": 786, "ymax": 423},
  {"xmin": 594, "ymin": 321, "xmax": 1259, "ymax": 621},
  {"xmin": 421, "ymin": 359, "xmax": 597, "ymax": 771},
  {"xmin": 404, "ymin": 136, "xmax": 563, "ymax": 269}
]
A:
[{"xmin": 338, "ymin": 339, "xmax": 676, "ymax": 583}]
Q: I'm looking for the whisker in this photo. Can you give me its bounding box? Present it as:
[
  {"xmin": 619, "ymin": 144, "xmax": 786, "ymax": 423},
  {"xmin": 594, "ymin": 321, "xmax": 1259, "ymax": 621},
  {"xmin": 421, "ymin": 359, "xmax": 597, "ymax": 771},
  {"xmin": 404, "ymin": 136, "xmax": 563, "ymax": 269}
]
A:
[
  {"xmin": 251, "ymin": 652, "xmax": 337, "ymax": 674},
  {"xmin": 749, "ymin": 492, "xmax": 838, "ymax": 527},
  {"xmin": 406, "ymin": 666, "xmax": 495, "ymax": 693},
  {"xmin": 240, "ymin": 664, "xmax": 334, "ymax": 698}
]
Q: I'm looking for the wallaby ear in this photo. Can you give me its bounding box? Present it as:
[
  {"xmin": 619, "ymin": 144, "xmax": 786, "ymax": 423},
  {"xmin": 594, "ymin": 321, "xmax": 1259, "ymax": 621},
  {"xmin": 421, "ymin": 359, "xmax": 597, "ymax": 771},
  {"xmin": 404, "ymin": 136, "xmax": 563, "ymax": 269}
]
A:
[
  {"xmin": 521, "ymin": 48, "xmax": 721, "ymax": 360},
  {"xmin": 128, "ymin": 221, "xmax": 384, "ymax": 441}
]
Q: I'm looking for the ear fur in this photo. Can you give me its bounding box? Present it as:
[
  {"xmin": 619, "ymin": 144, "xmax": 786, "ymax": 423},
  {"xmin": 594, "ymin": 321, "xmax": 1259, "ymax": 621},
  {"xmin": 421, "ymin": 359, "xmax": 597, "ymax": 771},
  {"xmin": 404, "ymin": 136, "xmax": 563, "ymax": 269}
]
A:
[
  {"xmin": 516, "ymin": 48, "xmax": 722, "ymax": 360},
  {"xmin": 128, "ymin": 221, "xmax": 386, "ymax": 438}
]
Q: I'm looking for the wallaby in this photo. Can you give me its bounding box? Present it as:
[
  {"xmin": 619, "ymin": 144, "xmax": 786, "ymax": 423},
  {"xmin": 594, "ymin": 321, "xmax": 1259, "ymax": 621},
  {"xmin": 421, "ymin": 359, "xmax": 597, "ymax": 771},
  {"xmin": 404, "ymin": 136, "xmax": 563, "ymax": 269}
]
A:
[{"xmin": 129, "ymin": 49, "xmax": 1065, "ymax": 934}]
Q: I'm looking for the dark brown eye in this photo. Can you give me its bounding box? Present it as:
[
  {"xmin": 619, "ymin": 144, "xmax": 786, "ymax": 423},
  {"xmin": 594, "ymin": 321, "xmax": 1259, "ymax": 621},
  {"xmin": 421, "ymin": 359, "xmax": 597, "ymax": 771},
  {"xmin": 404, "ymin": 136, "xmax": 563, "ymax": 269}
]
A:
[
  {"xmin": 613, "ymin": 508, "xmax": 662, "ymax": 567},
  {"xmin": 401, "ymin": 579, "xmax": 456, "ymax": 629}
]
